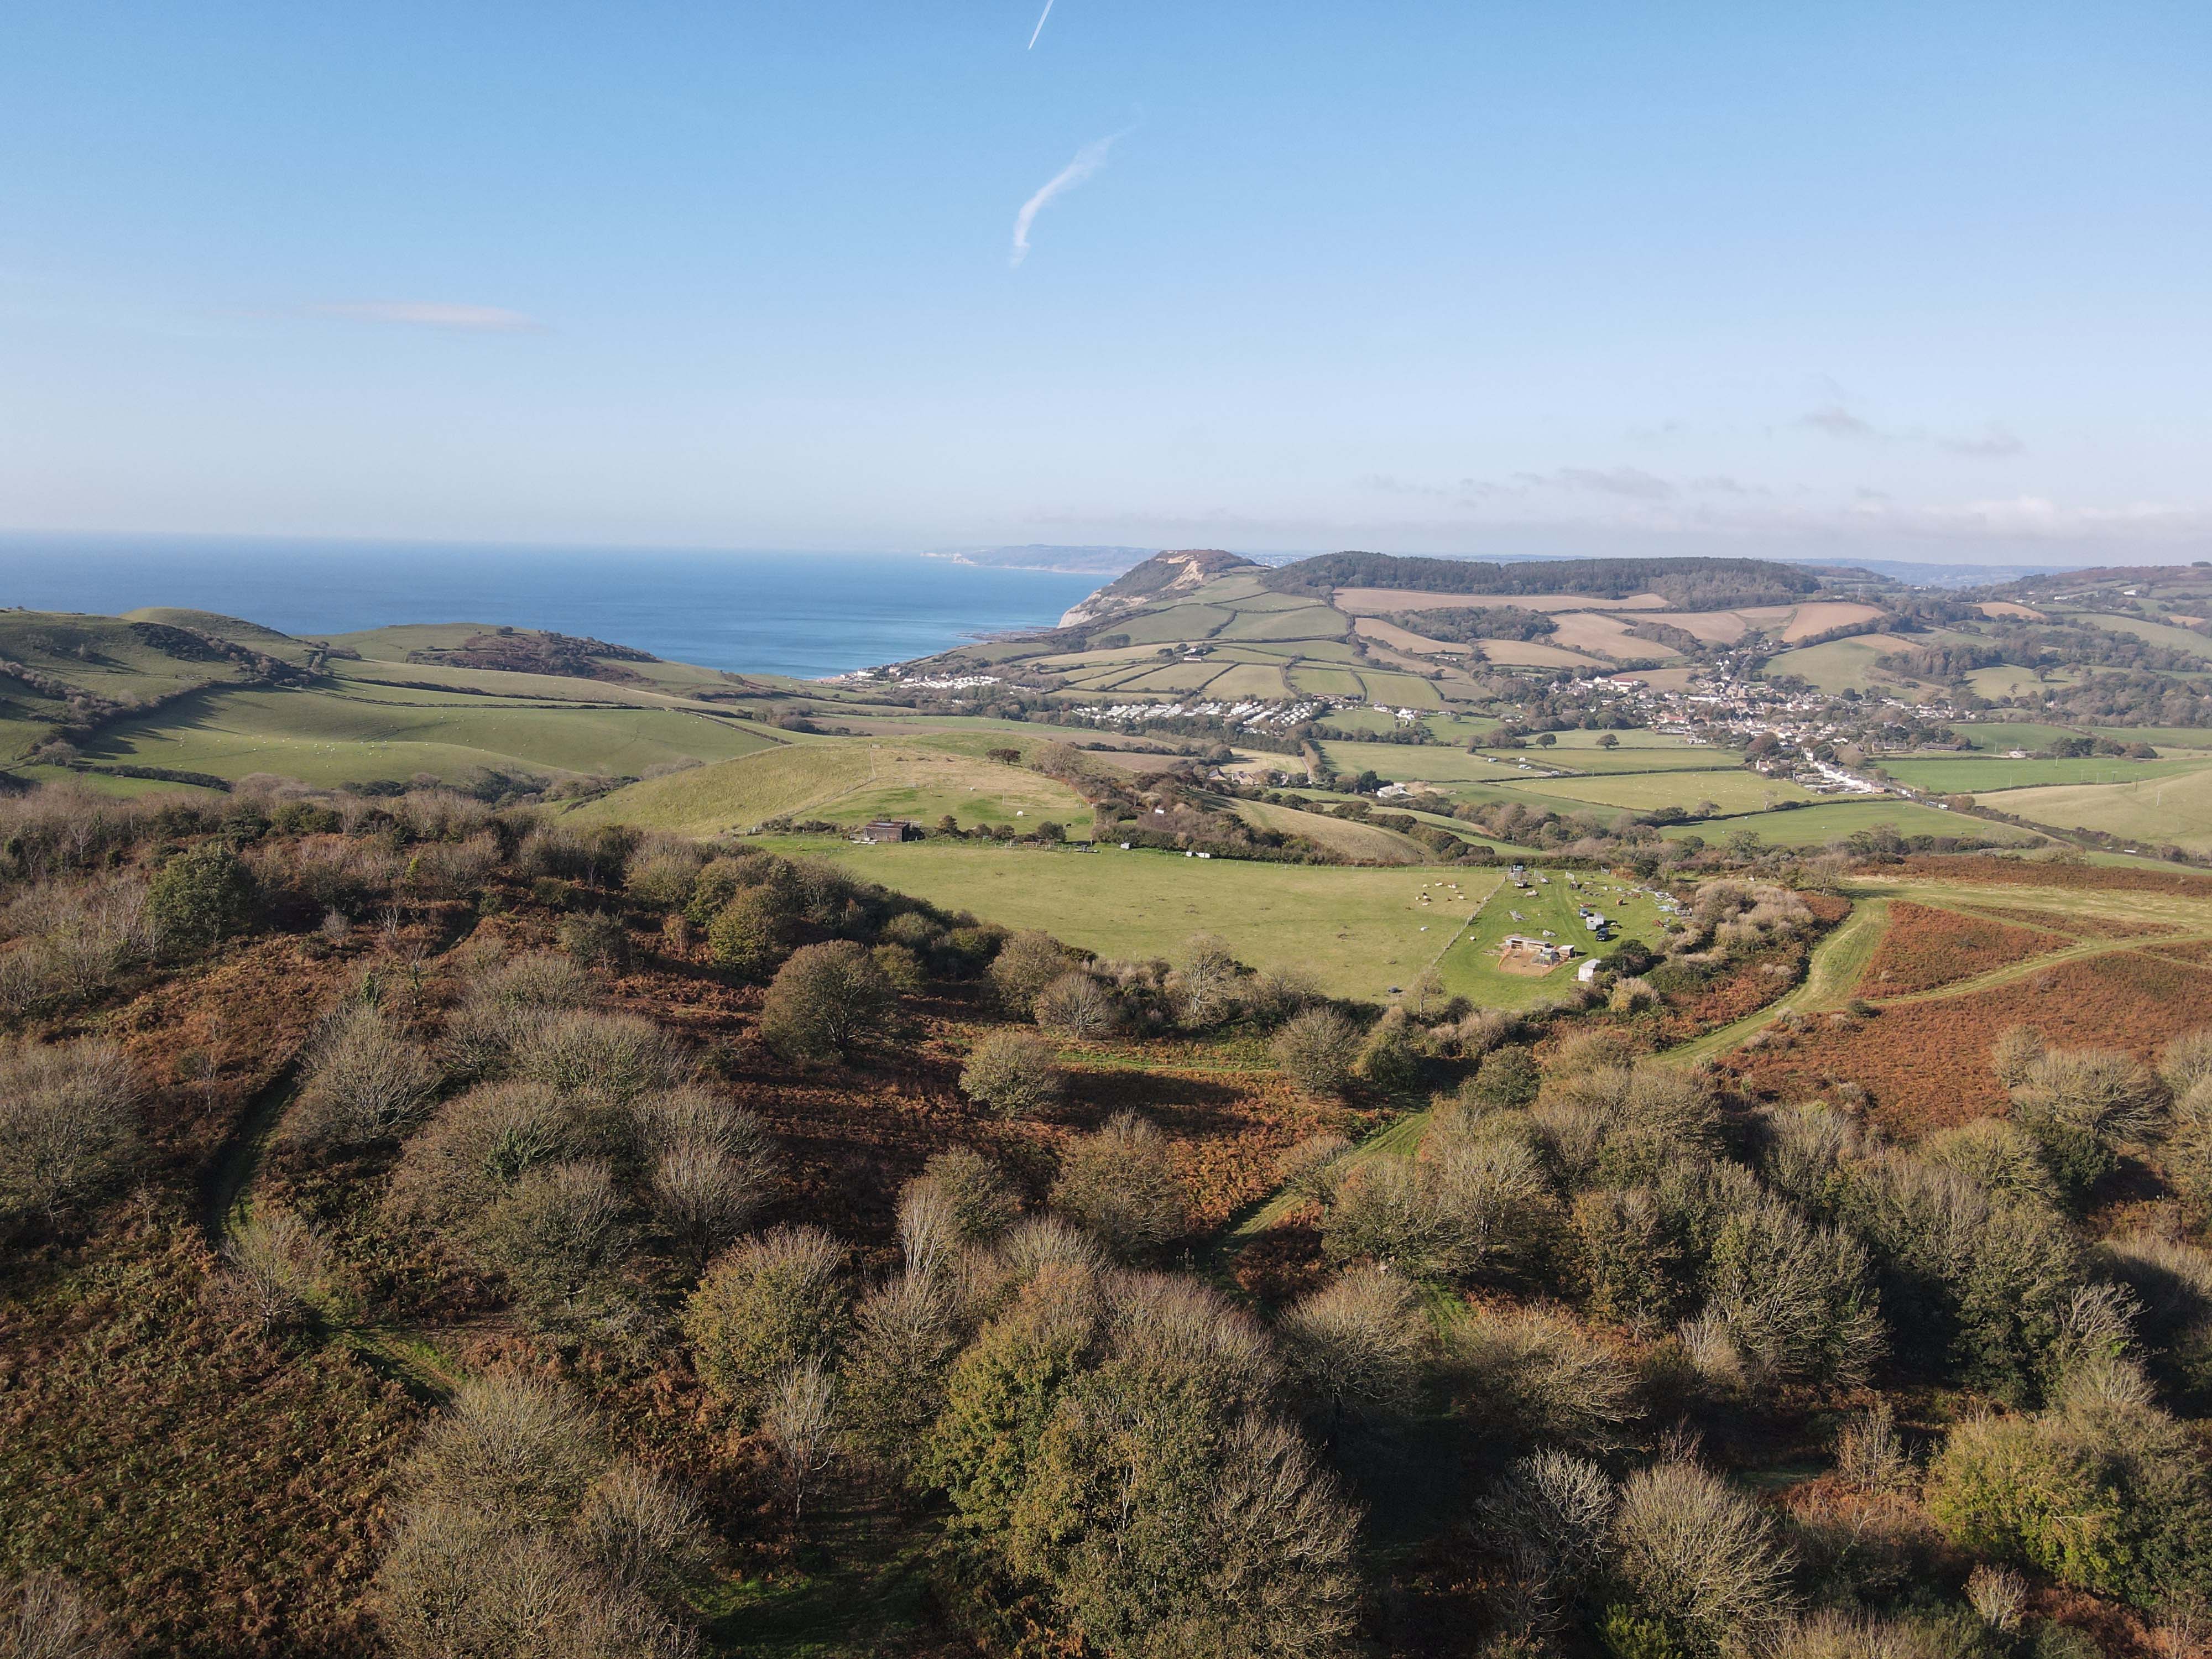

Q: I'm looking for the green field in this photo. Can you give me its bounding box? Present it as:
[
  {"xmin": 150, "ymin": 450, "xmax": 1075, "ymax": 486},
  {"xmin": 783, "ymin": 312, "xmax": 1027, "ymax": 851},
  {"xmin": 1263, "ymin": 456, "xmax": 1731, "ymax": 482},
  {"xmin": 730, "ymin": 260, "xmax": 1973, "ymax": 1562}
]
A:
[
  {"xmin": 568, "ymin": 740, "xmax": 1093, "ymax": 835},
  {"xmin": 1661, "ymin": 799, "xmax": 2043, "ymax": 848},
  {"xmin": 1987, "ymin": 768, "xmax": 2212, "ymax": 853},
  {"xmin": 791, "ymin": 838, "xmax": 1507, "ymax": 1001},
  {"xmin": 1881, "ymin": 754, "xmax": 2211, "ymax": 793},
  {"xmin": 1435, "ymin": 869, "xmax": 1669, "ymax": 1008},
  {"xmin": 2065, "ymin": 612, "xmax": 2212, "ymax": 660},
  {"xmin": 1759, "ymin": 634, "xmax": 1926, "ymax": 693},
  {"xmin": 1955, "ymin": 721, "xmax": 2103, "ymax": 753},
  {"xmin": 1505, "ymin": 768, "xmax": 1815, "ymax": 813},
  {"xmin": 82, "ymin": 684, "xmax": 776, "ymax": 785}
]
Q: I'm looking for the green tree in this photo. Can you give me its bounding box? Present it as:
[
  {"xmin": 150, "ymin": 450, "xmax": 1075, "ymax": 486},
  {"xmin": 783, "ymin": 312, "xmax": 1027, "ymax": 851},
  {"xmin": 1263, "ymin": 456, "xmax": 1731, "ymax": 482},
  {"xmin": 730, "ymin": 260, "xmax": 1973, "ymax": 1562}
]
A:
[
  {"xmin": 147, "ymin": 843, "xmax": 255, "ymax": 953},
  {"xmin": 759, "ymin": 941, "xmax": 893, "ymax": 1062}
]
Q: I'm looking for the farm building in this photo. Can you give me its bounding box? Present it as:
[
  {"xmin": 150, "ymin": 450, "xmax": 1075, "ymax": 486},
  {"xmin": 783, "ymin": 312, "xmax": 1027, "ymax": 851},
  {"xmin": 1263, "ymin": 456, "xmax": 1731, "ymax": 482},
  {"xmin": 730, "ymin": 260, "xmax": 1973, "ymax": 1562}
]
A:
[
  {"xmin": 1499, "ymin": 933, "xmax": 1579, "ymax": 969},
  {"xmin": 854, "ymin": 819, "xmax": 921, "ymax": 844}
]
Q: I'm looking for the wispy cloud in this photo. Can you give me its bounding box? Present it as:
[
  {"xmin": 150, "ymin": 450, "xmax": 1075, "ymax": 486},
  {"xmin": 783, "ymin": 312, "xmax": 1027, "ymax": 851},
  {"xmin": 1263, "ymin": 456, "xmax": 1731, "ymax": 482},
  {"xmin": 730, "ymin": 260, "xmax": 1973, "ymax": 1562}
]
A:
[
  {"xmin": 1799, "ymin": 403, "xmax": 1880, "ymax": 440},
  {"xmin": 1939, "ymin": 425, "xmax": 2026, "ymax": 459},
  {"xmin": 1799, "ymin": 401, "xmax": 2026, "ymax": 459},
  {"xmin": 310, "ymin": 301, "xmax": 543, "ymax": 333},
  {"xmin": 1011, "ymin": 130, "xmax": 1126, "ymax": 265},
  {"xmin": 1517, "ymin": 466, "xmax": 1677, "ymax": 501},
  {"xmin": 1027, "ymin": 0, "xmax": 1055, "ymax": 49}
]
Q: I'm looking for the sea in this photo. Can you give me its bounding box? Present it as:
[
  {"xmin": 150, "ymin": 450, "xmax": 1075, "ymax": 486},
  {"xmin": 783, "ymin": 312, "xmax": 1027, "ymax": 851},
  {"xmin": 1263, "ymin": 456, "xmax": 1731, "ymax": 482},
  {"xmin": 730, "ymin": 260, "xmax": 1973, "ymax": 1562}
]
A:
[{"xmin": 0, "ymin": 535, "xmax": 1105, "ymax": 681}]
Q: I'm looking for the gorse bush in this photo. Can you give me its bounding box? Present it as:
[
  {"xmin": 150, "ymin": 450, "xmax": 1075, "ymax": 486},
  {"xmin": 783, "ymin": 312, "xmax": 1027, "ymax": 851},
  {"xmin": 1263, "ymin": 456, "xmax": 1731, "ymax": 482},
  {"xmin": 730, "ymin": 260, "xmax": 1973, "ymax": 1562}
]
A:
[
  {"xmin": 684, "ymin": 1226, "xmax": 850, "ymax": 1422},
  {"xmin": 759, "ymin": 940, "xmax": 893, "ymax": 1061},
  {"xmin": 0, "ymin": 1039, "xmax": 138, "ymax": 1230},
  {"xmin": 145, "ymin": 841, "xmax": 255, "ymax": 953},
  {"xmin": 2006, "ymin": 1046, "xmax": 2165, "ymax": 1195}
]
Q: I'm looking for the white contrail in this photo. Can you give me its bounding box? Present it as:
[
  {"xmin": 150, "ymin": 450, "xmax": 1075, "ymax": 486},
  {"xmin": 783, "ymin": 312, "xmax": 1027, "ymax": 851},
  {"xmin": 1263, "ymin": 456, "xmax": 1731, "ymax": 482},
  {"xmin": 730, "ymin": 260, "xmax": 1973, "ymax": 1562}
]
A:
[
  {"xmin": 1027, "ymin": 0, "xmax": 1055, "ymax": 48},
  {"xmin": 1010, "ymin": 129, "xmax": 1125, "ymax": 265}
]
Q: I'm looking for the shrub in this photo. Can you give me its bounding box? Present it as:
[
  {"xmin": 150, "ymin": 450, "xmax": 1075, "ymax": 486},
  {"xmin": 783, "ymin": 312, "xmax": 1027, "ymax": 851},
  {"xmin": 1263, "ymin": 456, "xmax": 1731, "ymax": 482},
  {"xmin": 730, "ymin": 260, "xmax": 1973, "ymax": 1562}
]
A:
[
  {"xmin": 1462, "ymin": 1045, "xmax": 1541, "ymax": 1112},
  {"xmin": 510, "ymin": 1009, "xmax": 690, "ymax": 1106},
  {"xmin": 2158, "ymin": 1025, "xmax": 2212, "ymax": 1099},
  {"xmin": 1168, "ymin": 933, "xmax": 1243, "ymax": 1027},
  {"xmin": 1279, "ymin": 1265, "xmax": 1428, "ymax": 1430},
  {"xmin": 0, "ymin": 1039, "xmax": 138, "ymax": 1229},
  {"xmin": 1702, "ymin": 1197, "xmax": 1882, "ymax": 1389},
  {"xmin": 637, "ymin": 1090, "xmax": 779, "ymax": 1271},
  {"xmin": 917, "ymin": 1146, "xmax": 1022, "ymax": 1245},
  {"xmin": 1446, "ymin": 1303, "xmax": 1640, "ymax": 1457},
  {"xmin": 1572, "ymin": 1185, "xmax": 1692, "ymax": 1331},
  {"xmin": 376, "ymin": 1376, "xmax": 703, "ymax": 1659},
  {"xmin": 1243, "ymin": 964, "xmax": 1321, "ymax": 1027},
  {"xmin": 556, "ymin": 910, "xmax": 630, "ymax": 971},
  {"xmin": 871, "ymin": 941, "xmax": 926, "ymax": 993},
  {"xmin": 840, "ymin": 1269, "xmax": 965, "ymax": 1481},
  {"xmin": 706, "ymin": 888, "xmax": 792, "ymax": 979},
  {"xmin": 146, "ymin": 842, "xmax": 255, "ymax": 953},
  {"xmin": 222, "ymin": 1209, "xmax": 335, "ymax": 1333},
  {"xmin": 2008, "ymin": 1047, "xmax": 2165, "ymax": 1194},
  {"xmin": 472, "ymin": 1160, "xmax": 641, "ymax": 1334},
  {"xmin": 1277, "ymin": 1133, "xmax": 1353, "ymax": 1207},
  {"xmin": 385, "ymin": 1081, "xmax": 583, "ymax": 1230},
  {"xmin": 1990, "ymin": 1024, "xmax": 2046, "ymax": 1089},
  {"xmin": 1272, "ymin": 1007, "xmax": 1363, "ymax": 1098},
  {"xmin": 1050, "ymin": 1112, "xmax": 1186, "ymax": 1261},
  {"xmin": 1922, "ymin": 1118, "xmax": 2059, "ymax": 1207},
  {"xmin": 684, "ymin": 1226, "xmax": 850, "ymax": 1421},
  {"xmin": 759, "ymin": 941, "xmax": 893, "ymax": 1062},
  {"xmin": 1032, "ymin": 971, "xmax": 1120, "ymax": 1039},
  {"xmin": 989, "ymin": 930, "xmax": 1071, "ymax": 1016},
  {"xmin": 287, "ymin": 1003, "xmax": 441, "ymax": 1149},
  {"xmin": 1610, "ymin": 1460, "xmax": 1795, "ymax": 1657},
  {"xmin": 959, "ymin": 1029, "xmax": 1065, "ymax": 1118},
  {"xmin": 761, "ymin": 1357, "xmax": 841, "ymax": 1518},
  {"xmin": 624, "ymin": 846, "xmax": 704, "ymax": 912},
  {"xmin": 1354, "ymin": 1011, "xmax": 1423, "ymax": 1093},
  {"xmin": 0, "ymin": 1571, "xmax": 121, "ymax": 1659},
  {"xmin": 440, "ymin": 952, "xmax": 590, "ymax": 1077}
]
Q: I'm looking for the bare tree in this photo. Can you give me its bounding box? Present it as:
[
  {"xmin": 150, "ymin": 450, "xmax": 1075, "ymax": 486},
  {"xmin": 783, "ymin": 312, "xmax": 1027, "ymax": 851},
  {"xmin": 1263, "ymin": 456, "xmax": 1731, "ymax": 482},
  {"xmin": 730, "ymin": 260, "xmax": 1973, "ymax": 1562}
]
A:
[{"xmin": 761, "ymin": 1358, "xmax": 839, "ymax": 1519}]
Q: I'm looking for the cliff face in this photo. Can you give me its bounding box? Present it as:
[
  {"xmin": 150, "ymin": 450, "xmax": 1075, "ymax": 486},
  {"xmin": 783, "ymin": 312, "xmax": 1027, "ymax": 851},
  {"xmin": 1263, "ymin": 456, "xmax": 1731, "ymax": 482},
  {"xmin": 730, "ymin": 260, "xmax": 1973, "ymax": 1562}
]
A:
[{"xmin": 1058, "ymin": 549, "xmax": 1260, "ymax": 629}]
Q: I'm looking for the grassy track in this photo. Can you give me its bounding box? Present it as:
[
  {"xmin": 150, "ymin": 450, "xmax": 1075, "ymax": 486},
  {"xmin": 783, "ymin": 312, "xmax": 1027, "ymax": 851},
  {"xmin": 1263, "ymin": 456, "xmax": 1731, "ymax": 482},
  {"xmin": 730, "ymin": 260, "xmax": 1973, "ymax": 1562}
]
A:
[{"xmin": 1666, "ymin": 898, "xmax": 1893, "ymax": 1063}]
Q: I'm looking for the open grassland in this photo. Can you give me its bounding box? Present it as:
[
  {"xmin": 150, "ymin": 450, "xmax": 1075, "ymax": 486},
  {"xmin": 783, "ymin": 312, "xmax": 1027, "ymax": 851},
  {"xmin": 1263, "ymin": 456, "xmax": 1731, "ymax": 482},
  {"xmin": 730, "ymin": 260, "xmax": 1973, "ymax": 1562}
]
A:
[
  {"xmin": 2063, "ymin": 611, "xmax": 2212, "ymax": 659},
  {"xmin": 1661, "ymin": 798, "xmax": 2042, "ymax": 847},
  {"xmin": 1473, "ymin": 638, "xmax": 1606, "ymax": 667},
  {"xmin": 1963, "ymin": 664, "xmax": 2080, "ymax": 700},
  {"xmin": 1987, "ymin": 765, "xmax": 2212, "ymax": 852},
  {"xmin": 1880, "ymin": 752, "xmax": 2212, "ymax": 792},
  {"xmin": 1353, "ymin": 670, "xmax": 1445, "ymax": 707},
  {"xmin": 1437, "ymin": 869, "xmax": 1669, "ymax": 1009},
  {"xmin": 795, "ymin": 837, "xmax": 1506, "ymax": 1001},
  {"xmin": 570, "ymin": 740, "xmax": 1092, "ymax": 834},
  {"xmin": 82, "ymin": 684, "xmax": 777, "ymax": 784},
  {"xmin": 1288, "ymin": 665, "xmax": 1365, "ymax": 698},
  {"xmin": 1759, "ymin": 634, "xmax": 1927, "ymax": 693},
  {"xmin": 1506, "ymin": 767, "xmax": 1815, "ymax": 813},
  {"xmin": 1955, "ymin": 721, "xmax": 2100, "ymax": 752},
  {"xmin": 1226, "ymin": 797, "xmax": 1430, "ymax": 864}
]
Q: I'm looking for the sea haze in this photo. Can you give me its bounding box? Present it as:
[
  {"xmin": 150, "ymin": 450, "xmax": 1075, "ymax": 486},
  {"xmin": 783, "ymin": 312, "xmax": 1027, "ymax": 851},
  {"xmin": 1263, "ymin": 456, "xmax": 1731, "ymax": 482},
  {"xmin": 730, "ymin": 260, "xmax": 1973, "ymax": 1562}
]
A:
[{"xmin": 0, "ymin": 536, "xmax": 1104, "ymax": 680}]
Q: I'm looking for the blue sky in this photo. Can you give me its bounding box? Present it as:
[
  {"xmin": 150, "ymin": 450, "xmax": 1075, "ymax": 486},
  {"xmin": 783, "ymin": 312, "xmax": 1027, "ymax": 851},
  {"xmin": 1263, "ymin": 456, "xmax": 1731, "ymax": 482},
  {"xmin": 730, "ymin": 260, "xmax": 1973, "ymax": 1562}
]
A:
[{"xmin": 3, "ymin": 2, "xmax": 2206, "ymax": 565}]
